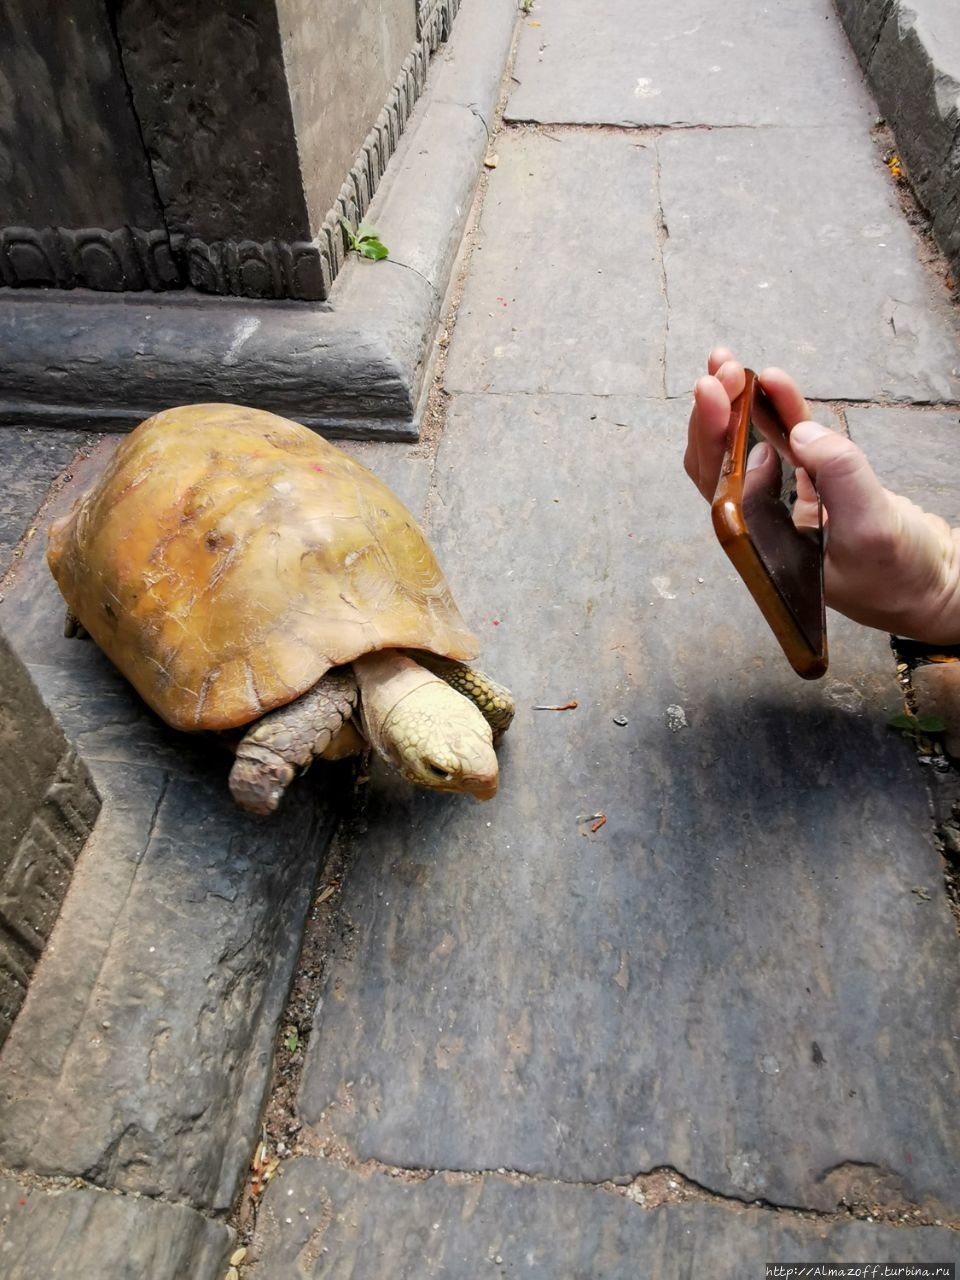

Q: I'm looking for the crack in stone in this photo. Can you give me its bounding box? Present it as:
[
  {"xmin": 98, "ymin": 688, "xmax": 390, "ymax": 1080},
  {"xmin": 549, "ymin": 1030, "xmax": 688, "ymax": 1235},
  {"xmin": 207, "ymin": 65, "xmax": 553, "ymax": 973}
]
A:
[
  {"xmin": 278, "ymin": 1137, "xmax": 958, "ymax": 1232},
  {"xmin": 0, "ymin": 1160, "xmax": 228, "ymax": 1223},
  {"xmin": 382, "ymin": 257, "xmax": 440, "ymax": 298},
  {"xmin": 653, "ymin": 135, "xmax": 670, "ymax": 400}
]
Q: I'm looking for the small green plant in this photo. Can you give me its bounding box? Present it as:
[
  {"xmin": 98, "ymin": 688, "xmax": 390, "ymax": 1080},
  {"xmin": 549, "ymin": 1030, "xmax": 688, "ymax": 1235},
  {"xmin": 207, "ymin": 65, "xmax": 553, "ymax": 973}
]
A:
[
  {"xmin": 284, "ymin": 1026, "xmax": 300, "ymax": 1053},
  {"xmin": 886, "ymin": 711, "xmax": 947, "ymax": 742},
  {"xmin": 520, "ymin": 0, "xmax": 535, "ymax": 12},
  {"xmin": 340, "ymin": 219, "xmax": 389, "ymax": 261}
]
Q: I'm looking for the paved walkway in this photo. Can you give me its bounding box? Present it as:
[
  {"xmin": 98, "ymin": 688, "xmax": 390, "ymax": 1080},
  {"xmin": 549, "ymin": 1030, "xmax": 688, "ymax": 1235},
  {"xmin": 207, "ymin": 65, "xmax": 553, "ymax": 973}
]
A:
[
  {"xmin": 245, "ymin": 0, "xmax": 960, "ymax": 1273},
  {"xmin": 1, "ymin": 1, "xmax": 959, "ymax": 1276}
]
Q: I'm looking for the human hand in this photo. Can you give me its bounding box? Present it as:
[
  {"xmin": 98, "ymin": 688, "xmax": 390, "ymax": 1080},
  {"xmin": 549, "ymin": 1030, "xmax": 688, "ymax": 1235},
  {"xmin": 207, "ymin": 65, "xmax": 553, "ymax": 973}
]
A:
[{"xmin": 685, "ymin": 348, "xmax": 960, "ymax": 643}]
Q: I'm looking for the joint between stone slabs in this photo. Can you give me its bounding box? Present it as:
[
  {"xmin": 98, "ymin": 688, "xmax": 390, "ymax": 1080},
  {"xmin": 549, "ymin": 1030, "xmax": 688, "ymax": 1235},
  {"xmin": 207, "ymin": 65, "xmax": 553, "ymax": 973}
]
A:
[
  {"xmin": 0, "ymin": 1161, "xmax": 232, "ymax": 1224},
  {"xmin": 266, "ymin": 1142, "xmax": 957, "ymax": 1231},
  {"xmin": 500, "ymin": 119, "xmax": 774, "ymax": 138},
  {"xmin": 652, "ymin": 136, "xmax": 670, "ymax": 400}
]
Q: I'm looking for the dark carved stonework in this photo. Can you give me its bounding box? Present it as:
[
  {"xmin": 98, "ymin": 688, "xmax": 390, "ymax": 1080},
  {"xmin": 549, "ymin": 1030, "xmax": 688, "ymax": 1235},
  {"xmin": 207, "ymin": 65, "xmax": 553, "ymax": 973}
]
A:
[
  {"xmin": 0, "ymin": 0, "xmax": 463, "ymax": 302},
  {"xmin": 173, "ymin": 236, "xmax": 329, "ymax": 302},
  {"xmin": 0, "ymin": 227, "xmax": 181, "ymax": 292}
]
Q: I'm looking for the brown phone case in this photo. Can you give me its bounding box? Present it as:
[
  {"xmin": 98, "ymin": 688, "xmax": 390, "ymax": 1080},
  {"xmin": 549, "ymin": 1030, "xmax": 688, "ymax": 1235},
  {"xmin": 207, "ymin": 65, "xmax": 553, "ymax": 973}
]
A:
[{"xmin": 711, "ymin": 369, "xmax": 828, "ymax": 679}]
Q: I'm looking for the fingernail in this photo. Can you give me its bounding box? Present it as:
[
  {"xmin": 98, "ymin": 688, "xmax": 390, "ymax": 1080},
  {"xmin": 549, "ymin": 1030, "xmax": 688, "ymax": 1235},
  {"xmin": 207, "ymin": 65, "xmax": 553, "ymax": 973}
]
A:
[
  {"xmin": 746, "ymin": 442, "xmax": 769, "ymax": 471},
  {"xmin": 790, "ymin": 421, "xmax": 831, "ymax": 445}
]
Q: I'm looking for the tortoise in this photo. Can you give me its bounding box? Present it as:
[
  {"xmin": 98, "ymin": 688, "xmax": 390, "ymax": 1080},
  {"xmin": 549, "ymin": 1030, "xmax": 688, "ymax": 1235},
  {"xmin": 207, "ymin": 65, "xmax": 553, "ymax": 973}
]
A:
[{"xmin": 47, "ymin": 404, "xmax": 514, "ymax": 814}]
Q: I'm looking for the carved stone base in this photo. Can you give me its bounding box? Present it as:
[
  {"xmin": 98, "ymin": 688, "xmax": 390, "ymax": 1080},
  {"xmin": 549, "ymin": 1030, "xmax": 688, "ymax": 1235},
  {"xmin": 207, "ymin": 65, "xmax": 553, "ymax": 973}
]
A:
[
  {"xmin": 0, "ymin": 0, "xmax": 463, "ymax": 302},
  {"xmin": 0, "ymin": 0, "xmax": 513, "ymax": 439}
]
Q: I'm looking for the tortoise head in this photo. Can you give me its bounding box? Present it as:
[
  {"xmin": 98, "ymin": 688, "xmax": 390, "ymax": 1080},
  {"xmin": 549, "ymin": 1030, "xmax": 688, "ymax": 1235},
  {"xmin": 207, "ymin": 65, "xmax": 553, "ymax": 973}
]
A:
[{"xmin": 379, "ymin": 679, "xmax": 499, "ymax": 800}]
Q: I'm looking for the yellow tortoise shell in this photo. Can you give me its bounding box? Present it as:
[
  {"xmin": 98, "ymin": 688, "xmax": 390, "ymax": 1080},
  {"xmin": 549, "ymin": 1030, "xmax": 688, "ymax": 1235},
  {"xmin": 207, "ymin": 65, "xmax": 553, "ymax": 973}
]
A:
[{"xmin": 47, "ymin": 404, "xmax": 479, "ymax": 732}]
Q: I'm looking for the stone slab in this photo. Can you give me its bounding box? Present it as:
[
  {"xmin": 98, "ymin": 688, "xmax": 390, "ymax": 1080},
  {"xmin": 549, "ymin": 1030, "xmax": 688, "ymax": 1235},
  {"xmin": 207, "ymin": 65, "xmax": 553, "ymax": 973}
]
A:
[
  {"xmin": 0, "ymin": 427, "xmax": 94, "ymax": 579},
  {"xmin": 245, "ymin": 1159, "xmax": 960, "ymax": 1278},
  {"xmin": 0, "ymin": 754, "xmax": 337, "ymax": 1212},
  {"xmin": 444, "ymin": 130, "xmax": 666, "ymax": 396},
  {"xmin": 298, "ymin": 393, "xmax": 960, "ymax": 1215},
  {"xmin": 843, "ymin": 405, "xmax": 960, "ymax": 521},
  {"xmin": 115, "ymin": 0, "xmax": 312, "ymax": 244},
  {"xmin": 0, "ymin": 1174, "xmax": 232, "ymax": 1280},
  {"xmin": 0, "ymin": 0, "xmax": 518, "ymax": 439},
  {"xmin": 0, "ymin": 627, "xmax": 99, "ymax": 1049},
  {"xmin": 659, "ymin": 126, "xmax": 960, "ymax": 400},
  {"xmin": 835, "ymin": 0, "xmax": 960, "ymax": 283},
  {"xmin": 507, "ymin": 0, "xmax": 874, "ymax": 128},
  {"xmin": 0, "ymin": 1, "xmax": 163, "ymax": 229}
]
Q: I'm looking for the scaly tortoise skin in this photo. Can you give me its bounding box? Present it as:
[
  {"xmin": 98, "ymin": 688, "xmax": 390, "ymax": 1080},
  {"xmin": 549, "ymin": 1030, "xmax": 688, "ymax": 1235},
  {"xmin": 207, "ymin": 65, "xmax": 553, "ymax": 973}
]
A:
[{"xmin": 47, "ymin": 404, "xmax": 514, "ymax": 812}]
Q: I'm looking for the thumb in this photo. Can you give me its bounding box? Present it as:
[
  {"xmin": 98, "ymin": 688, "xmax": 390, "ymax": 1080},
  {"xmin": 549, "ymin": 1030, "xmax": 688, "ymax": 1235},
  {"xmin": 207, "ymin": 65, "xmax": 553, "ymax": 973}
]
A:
[{"xmin": 788, "ymin": 421, "xmax": 888, "ymax": 526}]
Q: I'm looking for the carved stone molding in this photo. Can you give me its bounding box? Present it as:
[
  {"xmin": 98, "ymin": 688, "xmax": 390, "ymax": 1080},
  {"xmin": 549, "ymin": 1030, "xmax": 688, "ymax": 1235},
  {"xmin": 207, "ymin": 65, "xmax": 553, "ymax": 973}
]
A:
[
  {"xmin": 0, "ymin": 226, "xmax": 179, "ymax": 292},
  {"xmin": 0, "ymin": 0, "xmax": 464, "ymax": 302}
]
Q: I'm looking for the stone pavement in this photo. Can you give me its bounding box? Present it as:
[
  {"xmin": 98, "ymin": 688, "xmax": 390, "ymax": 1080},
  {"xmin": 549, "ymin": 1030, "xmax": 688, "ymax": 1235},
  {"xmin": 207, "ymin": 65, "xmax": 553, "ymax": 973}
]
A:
[{"xmin": 1, "ymin": 1, "xmax": 960, "ymax": 1277}]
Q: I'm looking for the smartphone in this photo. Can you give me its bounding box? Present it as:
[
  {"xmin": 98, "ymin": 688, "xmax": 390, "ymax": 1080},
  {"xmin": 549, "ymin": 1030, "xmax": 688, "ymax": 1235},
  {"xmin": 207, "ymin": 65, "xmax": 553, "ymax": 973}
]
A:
[{"xmin": 711, "ymin": 369, "xmax": 828, "ymax": 679}]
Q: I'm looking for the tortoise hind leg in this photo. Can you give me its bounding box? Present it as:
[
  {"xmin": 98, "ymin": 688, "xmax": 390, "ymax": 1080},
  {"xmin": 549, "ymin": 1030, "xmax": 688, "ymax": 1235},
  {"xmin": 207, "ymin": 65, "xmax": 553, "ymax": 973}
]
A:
[
  {"xmin": 408, "ymin": 653, "xmax": 515, "ymax": 744},
  {"xmin": 229, "ymin": 668, "xmax": 359, "ymax": 814}
]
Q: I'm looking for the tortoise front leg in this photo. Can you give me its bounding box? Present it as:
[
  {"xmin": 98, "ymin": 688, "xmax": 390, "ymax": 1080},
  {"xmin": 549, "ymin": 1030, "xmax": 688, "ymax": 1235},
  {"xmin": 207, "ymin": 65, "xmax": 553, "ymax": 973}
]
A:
[
  {"xmin": 63, "ymin": 607, "xmax": 89, "ymax": 639},
  {"xmin": 229, "ymin": 668, "xmax": 359, "ymax": 814},
  {"xmin": 409, "ymin": 653, "xmax": 515, "ymax": 744}
]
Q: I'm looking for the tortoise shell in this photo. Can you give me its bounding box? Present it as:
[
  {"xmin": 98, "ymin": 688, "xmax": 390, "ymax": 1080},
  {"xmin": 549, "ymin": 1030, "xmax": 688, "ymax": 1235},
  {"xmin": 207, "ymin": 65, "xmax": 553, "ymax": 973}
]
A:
[{"xmin": 47, "ymin": 404, "xmax": 479, "ymax": 731}]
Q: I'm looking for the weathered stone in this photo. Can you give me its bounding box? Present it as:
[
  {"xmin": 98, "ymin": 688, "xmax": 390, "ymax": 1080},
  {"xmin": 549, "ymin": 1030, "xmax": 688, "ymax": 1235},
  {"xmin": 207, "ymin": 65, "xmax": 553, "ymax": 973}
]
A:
[
  {"xmin": 508, "ymin": 0, "xmax": 872, "ymax": 127},
  {"xmin": 0, "ymin": 1174, "xmax": 231, "ymax": 1280},
  {"xmin": 115, "ymin": 1, "xmax": 312, "ymax": 245},
  {"xmin": 836, "ymin": 0, "xmax": 960, "ymax": 283},
  {"xmin": 0, "ymin": 428, "xmax": 94, "ymax": 579},
  {"xmin": 444, "ymin": 130, "xmax": 665, "ymax": 396},
  {"xmin": 832, "ymin": 0, "xmax": 891, "ymax": 59},
  {"xmin": 659, "ymin": 126, "xmax": 960, "ymax": 400},
  {"xmin": 246, "ymin": 1158, "xmax": 960, "ymax": 1278},
  {"xmin": 298, "ymin": 394, "xmax": 960, "ymax": 1215},
  {"xmin": 0, "ymin": 1, "xmax": 163, "ymax": 231},
  {"xmin": 0, "ymin": 627, "xmax": 99, "ymax": 1048},
  {"xmin": 0, "ymin": 749, "xmax": 340, "ymax": 1210},
  {"xmin": 844, "ymin": 405, "xmax": 960, "ymax": 522}
]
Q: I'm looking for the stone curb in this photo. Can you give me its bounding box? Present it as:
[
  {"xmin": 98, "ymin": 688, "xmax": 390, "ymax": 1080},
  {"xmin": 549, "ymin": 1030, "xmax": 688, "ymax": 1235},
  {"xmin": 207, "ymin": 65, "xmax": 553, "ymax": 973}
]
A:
[
  {"xmin": 0, "ymin": 1174, "xmax": 232, "ymax": 1280},
  {"xmin": 835, "ymin": 0, "xmax": 960, "ymax": 282},
  {"xmin": 0, "ymin": 0, "xmax": 518, "ymax": 440}
]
